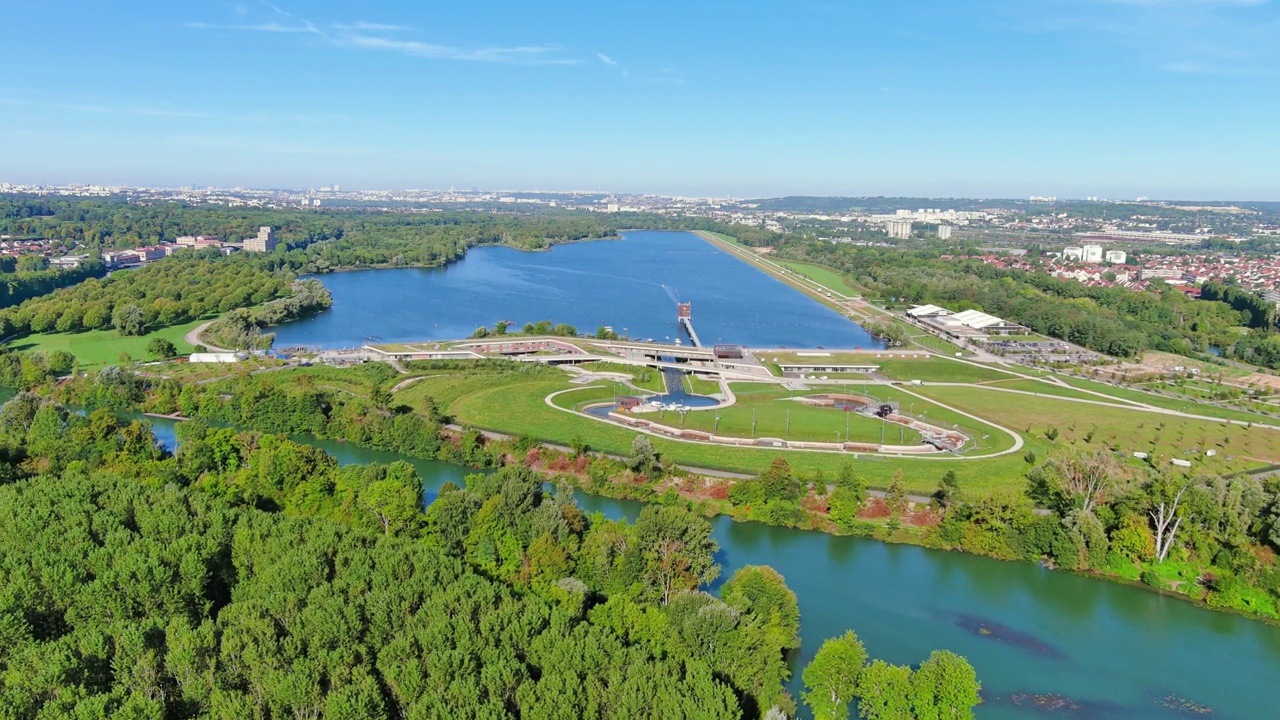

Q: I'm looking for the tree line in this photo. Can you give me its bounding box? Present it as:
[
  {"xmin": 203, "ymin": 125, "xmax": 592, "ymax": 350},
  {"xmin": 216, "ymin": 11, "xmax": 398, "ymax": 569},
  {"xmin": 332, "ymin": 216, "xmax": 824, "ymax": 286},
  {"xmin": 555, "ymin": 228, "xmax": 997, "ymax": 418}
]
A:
[
  {"xmin": 0, "ymin": 390, "xmax": 808, "ymax": 718},
  {"xmin": 773, "ymin": 240, "xmax": 1280, "ymax": 367}
]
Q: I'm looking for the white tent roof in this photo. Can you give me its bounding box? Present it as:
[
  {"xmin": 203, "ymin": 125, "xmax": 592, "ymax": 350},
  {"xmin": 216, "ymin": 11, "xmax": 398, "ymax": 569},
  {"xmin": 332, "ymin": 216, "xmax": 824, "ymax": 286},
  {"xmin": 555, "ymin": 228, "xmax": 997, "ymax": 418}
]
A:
[{"xmin": 907, "ymin": 304, "xmax": 951, "ymax": 317}]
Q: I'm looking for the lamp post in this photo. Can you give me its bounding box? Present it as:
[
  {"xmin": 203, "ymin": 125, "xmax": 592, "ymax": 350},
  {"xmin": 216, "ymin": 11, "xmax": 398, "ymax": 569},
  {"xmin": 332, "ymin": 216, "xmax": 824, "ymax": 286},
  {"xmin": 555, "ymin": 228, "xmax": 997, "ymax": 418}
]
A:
[{"xmin": 786, "ymin": 409, "xmax": 791, "ymax": 440}]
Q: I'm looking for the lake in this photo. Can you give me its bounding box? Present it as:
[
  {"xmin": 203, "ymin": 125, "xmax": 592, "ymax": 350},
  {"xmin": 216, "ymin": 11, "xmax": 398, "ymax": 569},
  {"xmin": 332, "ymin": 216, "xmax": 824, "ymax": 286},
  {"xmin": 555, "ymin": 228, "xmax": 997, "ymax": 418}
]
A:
[
  {"xmin": 272, "ymin": 230, "xmax": 885, "ymax": 350},
  {"xmin": 132, "ymin": 412, "xmax": 1280, "ymax": 719}
]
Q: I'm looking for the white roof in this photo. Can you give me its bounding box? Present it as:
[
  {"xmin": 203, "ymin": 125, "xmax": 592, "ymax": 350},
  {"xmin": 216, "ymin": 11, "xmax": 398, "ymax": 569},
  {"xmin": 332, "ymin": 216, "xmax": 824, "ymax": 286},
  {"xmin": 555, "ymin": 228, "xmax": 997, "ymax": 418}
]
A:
[
  {"xmin": 949, "ymin": 309, "xmax": 1007, "ymax": 329},
  {"xmin": 907, "ymin": 304, "xmax": 951, "ymax": 317}
]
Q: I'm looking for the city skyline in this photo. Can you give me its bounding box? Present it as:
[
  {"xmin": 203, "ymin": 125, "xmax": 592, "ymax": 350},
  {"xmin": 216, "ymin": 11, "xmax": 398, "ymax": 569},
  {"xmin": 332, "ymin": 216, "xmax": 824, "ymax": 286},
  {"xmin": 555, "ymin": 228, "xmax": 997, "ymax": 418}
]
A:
[{"xmin": 4, "ymin": 0, "xmax": 1279, "ymax": 199}]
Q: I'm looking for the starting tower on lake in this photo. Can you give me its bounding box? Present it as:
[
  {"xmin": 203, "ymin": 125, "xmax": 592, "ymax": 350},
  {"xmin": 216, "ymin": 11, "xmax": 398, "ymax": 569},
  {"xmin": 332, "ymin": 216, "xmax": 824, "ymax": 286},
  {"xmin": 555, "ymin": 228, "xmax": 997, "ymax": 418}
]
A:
[{"xmin": 677, "ymin": 302, "xmax": 702, "ymax": 348}]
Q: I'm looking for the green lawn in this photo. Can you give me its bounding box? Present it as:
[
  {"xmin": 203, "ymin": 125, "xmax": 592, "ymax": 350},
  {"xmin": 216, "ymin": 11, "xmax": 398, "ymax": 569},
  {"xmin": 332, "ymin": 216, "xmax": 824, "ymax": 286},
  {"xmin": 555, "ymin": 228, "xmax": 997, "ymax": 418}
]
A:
[
  {"xmin": 914, "ymin": 385, "xmax": 1280, "ymax": 474},
  {"xmin": 684, "ymin": 373, "xmax": 722, "ymax": 396},
  {"xmin": 579, "ymin": 361, "xmax": 666, "ymax": 392},
  {"xmin": 982, "ymin": 378, "xmax": 1119, "ymax": 403},
  {"xmin": 873, "ymin": 357, "xmax": 1017, "ymax": 383},
  {"xmin": 8, "ymin": 319, "xmax": 206, "ymax": 369},
  {"xmin": 1055, "ymin": 374, "xmax": 1280, "ymax": 425},
  {"xmin": 407, "ymin": 369, "xmax": 1031, "ymax": 495},
  {"xmin": 776, "ymin": 260, "xmax": 863, "ymax": 297},
  {"xmin": 906, "ymin": 330, "xmax": 974, "ymax": 357},
  {"xmin": 644, "ymin": 392, "xmax": 922, "ymax": 446}
]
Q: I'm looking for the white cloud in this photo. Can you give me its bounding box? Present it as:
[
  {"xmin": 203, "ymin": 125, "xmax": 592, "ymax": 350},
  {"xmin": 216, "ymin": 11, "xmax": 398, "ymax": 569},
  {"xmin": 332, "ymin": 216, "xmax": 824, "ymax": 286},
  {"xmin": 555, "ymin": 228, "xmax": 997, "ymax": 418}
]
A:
[
  {"xmin": 184, "ymin": 21, "xmax": 314, "ymax": 33},
  {"xmin": 1013, "ymin": 0, "xmax": 1279, "ymax": 75},
  {"xmin": 596, "ymin": 52, "xmax": 618, "ymax": 66},
  {"xmin": 59, "ymin": 104, "xmax": 209, "ymax": 118},
  {"xmin": 187, "ymin": 4, "xmax": 577, "ymax": 65},
  {"xmin": 333, "ymin": 21, "xmax": 414, "ymax": 32},
  {"xmin": 341, "ymin": 35, "xmax": 579, "ymax": 64}
]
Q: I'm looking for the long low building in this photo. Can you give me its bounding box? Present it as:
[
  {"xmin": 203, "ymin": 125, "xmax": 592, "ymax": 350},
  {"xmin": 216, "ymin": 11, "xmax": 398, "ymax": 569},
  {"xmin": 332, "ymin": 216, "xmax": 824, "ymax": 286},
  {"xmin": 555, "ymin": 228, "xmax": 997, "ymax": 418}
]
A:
[{"xmin": 907, "ymin": 304, "xmax": 1027, "ymax": 337}]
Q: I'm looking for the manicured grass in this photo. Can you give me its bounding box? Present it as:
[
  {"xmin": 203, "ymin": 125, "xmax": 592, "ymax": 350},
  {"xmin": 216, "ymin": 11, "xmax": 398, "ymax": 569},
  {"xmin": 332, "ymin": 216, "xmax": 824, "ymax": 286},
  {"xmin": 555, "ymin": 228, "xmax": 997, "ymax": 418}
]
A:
[
  {"xmin": 907, "ymin": 331, "xmax": 973, "ymax": 357},
  {"xmin": 983, "ymin": 378, "xmax": 1117, "ymax": 403},
  {"xmin": 873, "ymin": 357, "xmax": 1017, "ymax": 383},
  {"xmin": 776, "ymin": 260, "xmax": 863, "ymax": 297},
  {"xmin": 914, "ymin": 385, "xmax": 1280, "ymax": 473},
  {"xmin": 580, "ymin": 361, "xmax": 666, "ymax": 392},
  {"xmin": 644, "ymin": 392, "xmax": 922, "ymax": 446},
  {"xmin": 8, "ymin": 319, "xmax": 206, "ymax": 369},
  {"xmin": 685, "ymin": 373, "xmax": 722, "ymax": 396},
  {"xmin": 422, "ymin": 370, "xmax": 1030, "ymax": 495},
  {"xmin": 1055, "ymin": 374, "xmax": 1280, "ymax": 425}
]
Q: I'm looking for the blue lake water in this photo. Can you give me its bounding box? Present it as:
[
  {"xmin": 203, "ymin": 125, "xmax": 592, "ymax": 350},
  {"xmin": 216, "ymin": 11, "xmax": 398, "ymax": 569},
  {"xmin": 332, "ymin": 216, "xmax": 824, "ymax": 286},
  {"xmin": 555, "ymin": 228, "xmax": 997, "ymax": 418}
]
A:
[{"xmin": 272, "ymin": 230, "xmax": 884, "ymax": 350}]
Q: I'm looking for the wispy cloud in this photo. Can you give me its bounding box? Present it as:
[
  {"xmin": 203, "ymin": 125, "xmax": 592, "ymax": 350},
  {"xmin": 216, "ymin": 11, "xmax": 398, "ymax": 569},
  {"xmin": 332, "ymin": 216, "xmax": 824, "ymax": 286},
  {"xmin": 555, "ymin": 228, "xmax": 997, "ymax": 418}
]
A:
[
  {"xmin": 59, "ymin": 104, "xmax": 209, "ymax": 118},
  {"xmin": 340, "ymin": 35, "xmax": 578, "ymax": 64},
  {"xmin": 184, "ymin": 21, "xmax": 314, "ymax": 33},
  {"xmin": 334, "ymin": 21, "xmax": 414, "ymax": 32},
  {"xmin": 1013, "ymin": 0, "xmax": 1279, "ymax": 75},
  {"xmin": 168, "ymin": 134, "xmax": 379, "ymax": 157},
  {"xmin": 186, "ymin": 2, "xmax": 579, "ymax": 65},
  {"xmin": 596, "ymin": 52, "xmax": 618, "ymax": 66}
]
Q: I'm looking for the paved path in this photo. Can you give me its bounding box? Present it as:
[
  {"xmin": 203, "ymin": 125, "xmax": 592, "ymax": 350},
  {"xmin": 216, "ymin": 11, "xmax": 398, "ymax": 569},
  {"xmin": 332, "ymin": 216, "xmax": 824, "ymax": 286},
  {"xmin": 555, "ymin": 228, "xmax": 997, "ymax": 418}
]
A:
[{"xmin": 184, "ymin": 321, "xmax": 232, "ymax": 353}]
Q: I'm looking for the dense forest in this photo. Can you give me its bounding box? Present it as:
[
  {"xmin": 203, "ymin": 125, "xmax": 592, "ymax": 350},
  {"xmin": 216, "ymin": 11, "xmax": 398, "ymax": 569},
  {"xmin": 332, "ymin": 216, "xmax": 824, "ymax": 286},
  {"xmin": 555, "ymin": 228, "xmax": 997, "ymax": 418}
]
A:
[
  {"xmin": 0, "ymin": 392, "xmax": 808, "ymax": 718},
  {"xmin": 0, "ymin": 256, "xmax": 303, "ymax": 339},
  {"xmin": 774, "ymin": 240, "xmax": 1280, "ymax": 366}
]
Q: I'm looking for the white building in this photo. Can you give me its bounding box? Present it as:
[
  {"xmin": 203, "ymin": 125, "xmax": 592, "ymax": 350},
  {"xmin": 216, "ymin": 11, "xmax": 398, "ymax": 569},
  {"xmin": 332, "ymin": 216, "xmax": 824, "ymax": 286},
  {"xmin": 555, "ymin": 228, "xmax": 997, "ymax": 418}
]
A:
[
  {"xmin": 937, "ymin": 225, "xmax": 953, "ymax": 240},
  {"xmin": 1105, "ymin": 250, "xmax": 1127, "ymax": 264},
  {"xmin": 1082, "ymin": 244, "xmax": 1104, "ymax": 263},
  {"xmin": 1063, "ymin": 246, "xmax": 1084, "ymax": 261},
  {"xmin": 886, "ymin": 219, "xmax": 913, "ymax": 239},
  {"xmin": 189, "ymin": 352, "xmax": 245, "ymax": 363},
  {"xmin": 244, "ymin": 226, "xmax": 277, "ymax": 253}
]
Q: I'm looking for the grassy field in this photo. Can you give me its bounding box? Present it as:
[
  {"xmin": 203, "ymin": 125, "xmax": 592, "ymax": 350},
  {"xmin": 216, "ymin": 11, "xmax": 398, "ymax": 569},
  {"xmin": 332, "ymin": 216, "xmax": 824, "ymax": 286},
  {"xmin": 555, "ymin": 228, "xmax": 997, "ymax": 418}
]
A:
[
  {"xmin": 874, "ymin": 357, "xmax": 1017, "ymax": 383},
  {"xmin": 1054, "ymin": 374, "xmax": 1280, "ymax": 425},
  {"xmin": 8, "ymin": 319, "xmax": 206, "ymax": 369},
  {"xmin": 914, "ymin": 385, "xmax": 1280, "ymax": 474},
  {"xmin": 580, "ymin": 361, "xmax": 666, "ymax": 392},
  {"xmin": 907, "ymin": 330, "xmax": 973, "ymax": 357},
  {"xmin": 684, "ymin": 373, "xmax": 723, "ymax": 396},
  {"xmin": 643, "ymin": 391, "xmax": 923, "ymax": 446},
  {"xmin": 400, "ymin": 369, "xmax": 1031, "ymax": 495},
  {"xmin": 982, "ymin": 378, "xmax": 1122, "ymax": 403},
  {"xmin": 776, "ymin": 260, "xmax": 863, "ymax": 297}
]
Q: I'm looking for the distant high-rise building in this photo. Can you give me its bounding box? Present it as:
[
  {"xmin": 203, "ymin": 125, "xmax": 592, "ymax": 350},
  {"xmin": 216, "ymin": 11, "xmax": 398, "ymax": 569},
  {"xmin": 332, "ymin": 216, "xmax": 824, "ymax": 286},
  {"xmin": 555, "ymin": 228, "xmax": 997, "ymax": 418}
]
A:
[
  {"xmin": 333, "ymin": 184, "xmax": 340, "ymax": 192},
  {"xmin": 1082, "ymin": 244, "xmax": 1104, "ymax": 263},
  {"xmin": 1063, "ymin": 246, "xmax": 1084, "ymax": 261},
  {"xmin": 1104, "ymin": 250, "xmax": 1127, "ymax": 264},
  {"xmin": 244, "ymin": 226, "xmax": 277, "ymax": 252},
  {"xmin": 886, "ymin": 219, "xmax": 912, "ymax": 239},
  {"xmin": 937, "ymin": 224, "xmax": 953, "ymax": 240}
]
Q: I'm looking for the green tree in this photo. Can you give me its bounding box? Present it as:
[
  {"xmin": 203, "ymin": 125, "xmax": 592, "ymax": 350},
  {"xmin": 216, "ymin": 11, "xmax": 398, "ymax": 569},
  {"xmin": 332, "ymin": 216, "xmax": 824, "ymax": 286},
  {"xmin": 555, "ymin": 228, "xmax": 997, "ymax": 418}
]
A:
[
  {"xmin": 634, "ymin": 504, "xmax": 719, "ymax": 604},
  {"xmin": 146, "ymin": 337, "xmax": 179, "ymax": 358},
  {"xmin": 910, "ymin": 650, "xmax": 981, "ymax": 720},
  {"xmin": 856, "ymin": 660, "xmax": 914, "ymax": 720},
  {"xmin": 934, "ymin": 470, "xmax": 960, "ymax": 509},
  {"xmin": 630, "ymin": 435, "xmax": 658, "ymax": 476},
  {"xmin": 112, "ymin": 302, "xmax": 146, "ymax": 336},
  {"xmin": 802, "ymin": 630, "xmax": 868, "ymax": 720},
  {"xmin": 829, "ymin": 486, "xmax": 866, "ymax": 532}
]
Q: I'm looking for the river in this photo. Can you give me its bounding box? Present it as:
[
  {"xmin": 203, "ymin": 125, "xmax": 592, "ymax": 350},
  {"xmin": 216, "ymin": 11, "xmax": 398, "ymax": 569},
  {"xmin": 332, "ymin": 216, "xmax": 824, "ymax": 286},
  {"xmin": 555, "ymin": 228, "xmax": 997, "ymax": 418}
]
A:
[
  {"xmin": 271, "ymin": 230, "xmax": 885, "ymax": 350},
  {"xmin": 130, "ymin": 413, "xmax": 1280, "ymax": 719}
]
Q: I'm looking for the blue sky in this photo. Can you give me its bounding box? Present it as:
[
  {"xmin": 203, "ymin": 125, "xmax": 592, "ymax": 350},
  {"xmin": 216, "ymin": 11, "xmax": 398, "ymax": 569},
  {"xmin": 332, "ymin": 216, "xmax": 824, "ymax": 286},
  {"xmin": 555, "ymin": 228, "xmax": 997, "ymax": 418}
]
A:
[{"xmin": 3, "ymin": 0, "xmax": 1278, "ymax": 199}]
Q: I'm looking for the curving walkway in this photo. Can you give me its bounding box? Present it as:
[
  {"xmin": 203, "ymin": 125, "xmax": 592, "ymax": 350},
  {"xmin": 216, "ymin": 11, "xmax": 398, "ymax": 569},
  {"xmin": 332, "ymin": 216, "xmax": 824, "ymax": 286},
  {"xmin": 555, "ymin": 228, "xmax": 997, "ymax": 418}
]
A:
[{"xmin": 183, "ymin": 321, "xmax": 232, "ymax": 353}]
